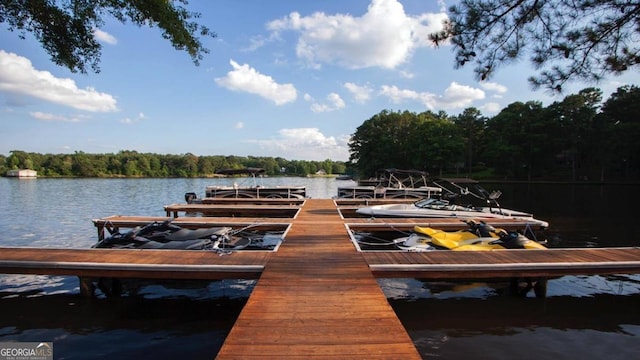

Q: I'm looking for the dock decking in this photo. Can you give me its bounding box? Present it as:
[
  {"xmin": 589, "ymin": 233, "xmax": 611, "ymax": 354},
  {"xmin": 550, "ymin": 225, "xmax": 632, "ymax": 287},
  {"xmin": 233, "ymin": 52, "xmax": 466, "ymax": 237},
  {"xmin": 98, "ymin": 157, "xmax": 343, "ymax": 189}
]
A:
[{"xmin": 216, "ymin": 198, "xmax": 422, "ymax": 359}]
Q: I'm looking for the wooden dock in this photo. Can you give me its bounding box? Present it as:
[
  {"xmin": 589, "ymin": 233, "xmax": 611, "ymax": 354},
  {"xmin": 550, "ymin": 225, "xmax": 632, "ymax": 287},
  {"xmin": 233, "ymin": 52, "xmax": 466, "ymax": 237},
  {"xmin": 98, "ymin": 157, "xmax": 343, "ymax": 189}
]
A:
[
  {"xmin": 216, "ymin": 198, "xmax": 421, "ymax": 359},
  {"xmin": 2, "ymin": 199, "xmax": 640, "ymax": 358}
]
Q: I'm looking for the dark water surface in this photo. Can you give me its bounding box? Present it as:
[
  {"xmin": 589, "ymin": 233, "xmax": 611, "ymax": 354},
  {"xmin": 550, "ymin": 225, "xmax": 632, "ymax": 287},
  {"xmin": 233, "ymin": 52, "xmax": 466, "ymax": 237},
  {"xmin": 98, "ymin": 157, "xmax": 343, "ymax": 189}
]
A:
[{"xmin": 1, "ymin": 178, "xmax": 639, "ymax": 359}]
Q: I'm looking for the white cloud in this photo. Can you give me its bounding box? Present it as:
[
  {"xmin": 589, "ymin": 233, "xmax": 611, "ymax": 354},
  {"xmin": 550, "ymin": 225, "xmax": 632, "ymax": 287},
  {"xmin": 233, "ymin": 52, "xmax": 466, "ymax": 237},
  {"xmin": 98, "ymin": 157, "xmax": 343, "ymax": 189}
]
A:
[
  {"xmin": 120, "ymin": 112, "xmax": 145, "ymax": 124},
  {"xmin": 479, "ymin": 102, "xmax": 502, "ymax": 114},
  {"xmin": 267, "ymin": 0, "xmax": 448, "ymax": 69},
  {"xmin": 248, "ymin": 128, "xmax": 349, "ymax": 161},
  {"xmin": 0, "ymin": 50, "xmax": 118, "ymax": 112},
  {"xmin": 94, "ymin": 29, "xmax": 118, "ymax": 45},
  {"xmin": 399, "ymin": 70, "xmax": 415, "ymax": 79},
  {"xmin": 480, "ymin": 81, "xmax": 508, "ymax": 94},
  {"xmin": 380, "ymin": 82, "xmax": 485, "ymax": 110},
  {"xmin": 244, "ymin": 36, "xmax": 267, "ymax": 52},
  {"xmin": 380, "ymin": 85, "xmax": 433, "ymax": 104},
  {"xmin": 307, "ymin": 92, "xmax": 346, "ymax": 113},
  {"xmin": 235, "ymin": 121, "xmax": 245, "ymax": 129},
  {"xmin": 441, "ymin": 82, "xmax": 486, "ymax": 108},
  {"xmin": 344, "ymin": 82, "xmax": 373, "ymax": 103},
  {"xmin": 30, "ymin": 111, "xmax": 86, "ymax": 123},
  {"xmin": 243, "ymin": 32, "xmax": 280, "ymax": 52},
  {"xmin": 215, "ymin": 59, "xmax": 297, "ymax": 105}
]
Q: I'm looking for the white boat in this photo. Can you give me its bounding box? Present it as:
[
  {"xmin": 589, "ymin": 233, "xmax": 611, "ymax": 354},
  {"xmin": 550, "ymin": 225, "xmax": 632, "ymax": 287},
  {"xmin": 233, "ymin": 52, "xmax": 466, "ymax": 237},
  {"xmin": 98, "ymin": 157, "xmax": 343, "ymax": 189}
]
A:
[{"xmin": 356, "ymin": 197, "xmax": 549, "ymax": 228}]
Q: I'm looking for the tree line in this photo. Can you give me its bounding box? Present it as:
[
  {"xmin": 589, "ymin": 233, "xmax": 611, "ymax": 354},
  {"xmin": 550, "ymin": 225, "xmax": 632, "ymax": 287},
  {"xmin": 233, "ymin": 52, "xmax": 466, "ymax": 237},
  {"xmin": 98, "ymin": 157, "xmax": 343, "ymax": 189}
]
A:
[
  {"xmin": 349, "ymin": 85, "xmax": 640, "ymax": 181},
  {"xmin": 1, "ymin": 151, "xmax": 347, "ymax": 178}
]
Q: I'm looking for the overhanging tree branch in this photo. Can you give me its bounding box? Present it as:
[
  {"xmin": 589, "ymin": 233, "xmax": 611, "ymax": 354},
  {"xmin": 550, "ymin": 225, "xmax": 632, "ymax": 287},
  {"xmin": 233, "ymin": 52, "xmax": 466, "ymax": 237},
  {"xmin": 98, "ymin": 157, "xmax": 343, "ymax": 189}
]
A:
[
  {"xmin": 430, "ymin": 0, "xmax": 639, "ymax": 92},
  {"xmin": 0, "ymin": 0, "xmax": 216, "ymax": 73}
]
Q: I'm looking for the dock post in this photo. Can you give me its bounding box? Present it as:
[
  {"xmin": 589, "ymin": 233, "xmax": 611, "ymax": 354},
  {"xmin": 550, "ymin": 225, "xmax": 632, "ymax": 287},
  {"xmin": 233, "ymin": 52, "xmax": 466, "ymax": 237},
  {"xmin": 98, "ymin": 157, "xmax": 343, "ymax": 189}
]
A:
[
  {"xmin": 510, "ymin": 277, "xmax": 548, "ymax": 298},
  {"xmin": 533, "ymin": 278, "xmax": 548, "ymax": 298},
  {"xmin": 79, "ymin": 277, "xmax": 95, "ymax": 297}
]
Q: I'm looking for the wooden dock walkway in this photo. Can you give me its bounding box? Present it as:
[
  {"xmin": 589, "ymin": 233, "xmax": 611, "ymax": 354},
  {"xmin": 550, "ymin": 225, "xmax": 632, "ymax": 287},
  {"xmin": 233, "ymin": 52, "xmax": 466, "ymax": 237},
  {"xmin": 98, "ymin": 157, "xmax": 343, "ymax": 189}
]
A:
[{"xmin": 216, "ymin": 199, "xmax": 421, "ymax": 359}]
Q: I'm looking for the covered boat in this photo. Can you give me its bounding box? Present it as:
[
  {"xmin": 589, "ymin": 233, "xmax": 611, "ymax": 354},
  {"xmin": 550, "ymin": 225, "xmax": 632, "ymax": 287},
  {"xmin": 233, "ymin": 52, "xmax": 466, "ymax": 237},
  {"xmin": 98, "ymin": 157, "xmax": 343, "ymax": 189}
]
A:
[
  {"xmin": 336, "ymin": 168, "xmax": 442, "ymax": 199},
  {"xmin": 356, "ymin": 177, "xmax": 549, "ymax": 228},
  {"xmin": 356, "ymin": 197, "xmax": 549, "ymax": 228},
  {"xmin": 186, "ymin": 167, "xmax": 306, "ymax": 203}
]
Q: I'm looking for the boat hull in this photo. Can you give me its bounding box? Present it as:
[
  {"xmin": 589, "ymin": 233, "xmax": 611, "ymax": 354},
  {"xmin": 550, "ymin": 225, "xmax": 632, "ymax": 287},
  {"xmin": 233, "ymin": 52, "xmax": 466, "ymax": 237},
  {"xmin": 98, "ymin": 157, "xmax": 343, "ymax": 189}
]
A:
[{"xmin": 356, "ymin": 204, "xmax": 549, "ymax": 228}]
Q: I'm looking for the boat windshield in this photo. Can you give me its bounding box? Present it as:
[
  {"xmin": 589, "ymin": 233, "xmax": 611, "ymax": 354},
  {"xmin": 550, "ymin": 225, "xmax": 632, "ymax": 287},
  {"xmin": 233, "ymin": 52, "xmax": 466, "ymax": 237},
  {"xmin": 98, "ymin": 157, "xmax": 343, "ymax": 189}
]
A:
[{"xmin": 414, "ymin": 198, "xmax": 449, "ymax": 208}]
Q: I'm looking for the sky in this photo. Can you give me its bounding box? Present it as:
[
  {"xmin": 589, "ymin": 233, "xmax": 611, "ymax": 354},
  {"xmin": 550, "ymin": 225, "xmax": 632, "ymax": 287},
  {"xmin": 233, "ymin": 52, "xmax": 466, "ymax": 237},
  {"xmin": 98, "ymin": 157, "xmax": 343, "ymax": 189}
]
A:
[{"xmin": 1, "ymin": 0, "xmax": 638, "ymax": 162}]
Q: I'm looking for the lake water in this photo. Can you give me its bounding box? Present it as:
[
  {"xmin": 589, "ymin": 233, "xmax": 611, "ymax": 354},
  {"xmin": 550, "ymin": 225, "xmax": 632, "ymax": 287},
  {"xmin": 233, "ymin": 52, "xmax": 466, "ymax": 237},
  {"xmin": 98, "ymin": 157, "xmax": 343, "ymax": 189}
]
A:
[{"xmin": 1, "ymin": 177, "xmax": 639, "ymax": 359}]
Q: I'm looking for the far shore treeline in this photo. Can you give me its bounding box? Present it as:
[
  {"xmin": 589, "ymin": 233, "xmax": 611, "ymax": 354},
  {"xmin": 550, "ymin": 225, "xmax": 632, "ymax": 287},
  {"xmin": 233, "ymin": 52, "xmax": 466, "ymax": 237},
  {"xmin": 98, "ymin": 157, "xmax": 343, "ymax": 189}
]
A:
[
  {"xmin": 0, "ymin": 151, "xmax": 347, "ymax": 178},
  {"xmin": 2, "ymin": 85, "xmax": 639, "ymax": 182}
]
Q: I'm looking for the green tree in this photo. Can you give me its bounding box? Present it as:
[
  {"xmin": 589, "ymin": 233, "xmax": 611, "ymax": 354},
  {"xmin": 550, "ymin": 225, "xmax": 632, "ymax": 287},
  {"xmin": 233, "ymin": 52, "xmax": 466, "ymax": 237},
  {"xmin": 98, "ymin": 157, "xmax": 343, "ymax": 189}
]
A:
[
  {"xmin": 431, "ymin": 1, "xmax": 640, "ymax": 92},
  {"xmin": 331, "ymin": 162, "xmax": 346, "ymax": 175},
  {"xmin": 197, "ymin": 156, "xmax": 215, "ymax": 176},
  {"xmin": 0, "ymin": 154, "xmax": 6, "ymax": 175},
  {"xmin": 546, "ymin": 88, "xmax": 602, "ymax": 180},
  {"xmin": 349, "ymin": 110, "xmax": 425, "ymax": 176},
  {"xmin": 6, "ymin": 150, "xmax": 27, "ymax": 169},
  {"xmin": 72, "ymin": 151, "xmax": 96, "ymax": 176},
  {"xmin": 348, "ymin": 110, "xmax": 463, "ymax": 177},
  {"xmin": 597, "ymin": 85, "xmax": 640, "ymax": 179},
  {"xmin": 417, "ymin": 116, "xmax": 464, "ymax": 176},
  {"xmin": 123, "ymin": 159, "xmax": 139, "ymax": 176},
  {"xmin": 0, "ymin": 0, "xmax": 215, "ymax": 73},
  {"xmin": 182, "ymin": 153, "xmax": 199, "ymax": 177},
  {"xmin": 453, "ymin": 107, "xmax": 487, "ymax": 176},
  {"xmin": 483, "ymin": 101, "xmax": 549, "ymax": 179}
]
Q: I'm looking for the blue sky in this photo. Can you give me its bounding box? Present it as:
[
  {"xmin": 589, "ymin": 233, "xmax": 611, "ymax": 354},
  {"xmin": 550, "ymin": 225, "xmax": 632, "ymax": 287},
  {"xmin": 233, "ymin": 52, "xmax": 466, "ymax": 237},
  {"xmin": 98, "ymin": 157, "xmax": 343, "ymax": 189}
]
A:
[{"xmin": 1, "ymin": 0, "xmax": 638, "ymax": 161}]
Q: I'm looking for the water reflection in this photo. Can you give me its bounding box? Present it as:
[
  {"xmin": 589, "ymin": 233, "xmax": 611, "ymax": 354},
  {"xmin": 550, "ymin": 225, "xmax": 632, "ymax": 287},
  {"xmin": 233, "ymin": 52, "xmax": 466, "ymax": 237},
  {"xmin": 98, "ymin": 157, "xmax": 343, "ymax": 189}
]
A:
[
  {"xmin": 0, "ymin": 278, "xmax": 254, "ymax": 359},
  {"xmin": 382, "ymin": 276, "xmax": 640, "ymax": 359},
  {"xmin": 0, "ymin": 292, "xmax": 246, "ymax": 360},
  {"xmin": 391, "ymin": 292, "xmax": 640, "ymax": 333}
]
